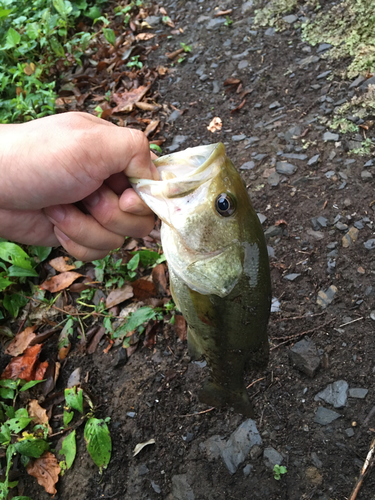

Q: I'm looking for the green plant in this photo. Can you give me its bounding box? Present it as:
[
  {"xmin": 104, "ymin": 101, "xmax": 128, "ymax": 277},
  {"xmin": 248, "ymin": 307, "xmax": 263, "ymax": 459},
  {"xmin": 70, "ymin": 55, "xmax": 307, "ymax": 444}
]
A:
[
  {"xmin": 126, "ymin": 55, "xmax": 143, "ymax": 69},
  {"xmin": 180, "ymin": 42, "xmax": 191, "ymax": 52},
  {"xmin": 150, "ymin": 143, "xmax": 162, "ymax": 154},
  {"xmin": 224, "ymin": 16, "xmax": 233, "ymax": 26},
  {"xmin": 273, "ymin": 464, "xmax": 287, "ymax": 480}
]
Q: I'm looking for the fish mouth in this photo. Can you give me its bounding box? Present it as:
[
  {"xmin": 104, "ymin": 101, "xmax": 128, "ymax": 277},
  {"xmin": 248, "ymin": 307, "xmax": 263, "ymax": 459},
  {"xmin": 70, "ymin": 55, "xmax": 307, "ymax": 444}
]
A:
[{"xmin": 129, "ymin": 142, "xmax": 226, "ymax": 198}]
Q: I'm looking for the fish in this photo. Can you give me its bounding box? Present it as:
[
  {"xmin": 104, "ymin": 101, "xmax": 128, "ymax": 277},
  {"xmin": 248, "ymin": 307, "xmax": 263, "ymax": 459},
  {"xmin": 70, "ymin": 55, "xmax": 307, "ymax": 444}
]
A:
[{"xmin": 130, "ymin": 143, "xmax": 271, "ymax": 417}]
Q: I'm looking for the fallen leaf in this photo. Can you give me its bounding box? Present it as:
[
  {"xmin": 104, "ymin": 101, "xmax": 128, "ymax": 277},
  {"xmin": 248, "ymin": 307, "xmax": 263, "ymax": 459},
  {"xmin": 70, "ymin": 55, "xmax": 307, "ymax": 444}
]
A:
[
  {"xmin": 152, "ymin": 264, "xmax": 169, "ymax": 296},
  {"xmin": 133, "ymin": 438, "xmax": 155, "ymax": 457},
  {"xmin": 27, "ymin": 451, "xmax": 60, "ymax": 496},
  {"xmin": 58, "ymin": 343, "xmax": 71, "ymax": 361},
  {"xmin": 40, "ymin": 272, "xmax": 83, "ymax": 293},
  {"xmin": 157, "ymin": 66, "xmax": 168, "ymax": 76},
  {"xmin": 166, "ymin": 48, "xmax": 184, "ymax": 60},
  {"xmin": 174, "ymin": 315, "xmax": 187, "ymax": 342},
  {"xmin": 143, "ymin": 320, "xmax": 158, "ymax": 348},
  {"xmin": 105, "ymin": 285, "xmax": 134, "ymax": 308},
  {"xmin": 87, "ymin": 326, "xmax": 106, "ymax": 355},
  {"xmin": 136, "ymin": 33, "xmax": 156, "ymax": 40},
  {"xmin": 132, "ymin": 278, "xmax": 156, "ymax": 300},
  {"xmin": 275, "ymin": 219, "xmax": 288, "ymax": 226},
  {"xmin": 1, "ymin": 344, "xmax": 48, "ymax": 382},
  {"xmin": 207, "ymin": 117, "xmax": 222, "ymax": 133},
  {"xmin": 5, "ymin": 326, "xmax": 37, "ymax": 356},
  {"xmin": 48, "ymin": 257, "xmax": 76, "ymax": 273},
  {"xmin": 135, "ymin": 102, "xmax": 160, "ymax": 112},
  {"xmin": 224, "ymin": 78, "xmax": 241, "ymax": 86},
  {"xmin": 24, "ymin": 62, "xmax": 36, "ymax": 75},
  {"xmin": 144, "ymin": 119, "xmax": 160, "ymax": 137},
  {"xmin": 231, "ymin": 98, "xmax": 247, "ymax": 113},
  {"xmin": 215, "ymin": 9, "xmax": 233, "ymax": 16},
  {"xmin": 112, "ymin": 85, "xmax": 151, "ymax": 113},
  {"xmin": 28, "ymin": 400, "xmax": 52, "ymax": 434}
]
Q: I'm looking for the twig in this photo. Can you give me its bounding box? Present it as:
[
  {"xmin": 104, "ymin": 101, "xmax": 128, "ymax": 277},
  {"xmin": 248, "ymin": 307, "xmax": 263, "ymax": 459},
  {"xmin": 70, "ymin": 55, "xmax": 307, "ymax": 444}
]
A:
[
  {"xmin": 273, "ymin": 311, "xmax": 325, "ymax": 323},
  {"xmin": 179, "ymin": 407, "xmax": 215, "ymax": 417},
  {"xmin": 246, "ymin": 377, "xmax": 265, "ymax": 389},
  {"xmin": 349, "ymin": 438, "xmax": 375, "ymax": 500},
  {"xmin": 270, "ymin": 318, "xmax": 335, "ymax": 350},
  {"xmin": 339, "ymin": 317, "xmax": 363, "ymax": 328}
]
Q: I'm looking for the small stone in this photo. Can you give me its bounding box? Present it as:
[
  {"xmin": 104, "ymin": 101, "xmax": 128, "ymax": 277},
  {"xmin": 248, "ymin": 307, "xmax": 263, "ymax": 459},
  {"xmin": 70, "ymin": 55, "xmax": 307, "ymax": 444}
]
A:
[
  {"xmin": 314, "ymin": 407, "xmax": 341, "ymax": 425},
  {"xmin": 289, "ymin": 338, "xmax": 320, "ymax": 377},
  {"xmin": 307, "ymin": 229, "xmax": 324, "ymax": 240},
  {"xmin": 249, "ymin": 444, "xmax": 262, "ymax": 460},
  {"xmin": 364, "ymin": 239, "xmax": 375, "ymax": 250},
  {"xmin": 317, "ymin": 285, "xmax": 338, "ymax": 308},
  {"xmin": 245, "ymin": 136, "xmax": 260, "ymax": 145},
  {"xmin": 361, "ymin": 170, "xmax": 373, "ymax": 181},
  {"xmin": 240, "ymin": 161, "xmax": 255, "ymax": 170},
  {"xmin": 238, "ymin": 60, "xmax": 249, "ymax": 70},
  {"xmin": 276, "ymin": 161, "xmax": 297, "ymax": 175},
  {"xmin": 171, "ymin": 474, "xmax": 195, "ymax": 500},
  {"xmin": 265, "ymin": 27, "xmax": 275, "ymax": 36},
  {"xmin": 284, "ymin": 125, "xmax": 301, "ymax": 141},
  {"xmin": 314, "ymin": 380, "xmax": 348, "ymax": 408},
  {"xmin": 167, "ymin": 135, "xmax": 188, "ymax": 152},
  {"xmin": 212, "ymin": 81, "xmax": 220, "ymax": 94},
  {"xmin": 151, "ymin": 480, "xmax": 161, "ymax": 494},
  {"xmin": 311, "ymin": 452, "xmax": 323, "ymax": 468},
  {"xmin": 306, "ymin": 466, "xmax": 323, "ymax": 486},
  {"xmin": 264, "ymin": 225, "xmax": 283, "ymax": 239},
  {"xmin": 263, "ymin": 447, "xmax": 283, "ymax": 469},
  {"xmin": 323, "ymin": 131, "xmax": 339, "ymax": 142},
  {"xmin": 243, "ymin": 464, "xmax": 253, "ymax": 476},
  {"xmin": 364, "ymin": 159, "xmax": 374, "ymax": 167},
  {"xmin": 257, "ymin": 213, "xmax": 267, "ymax": 224},
  {"xmin": 317, "ymin": 216, "xmax": 328, "ymax": 228},
  {"xmin": 345, "ymin": 428, "xmax": 355, "ymax": 437},
  {"xmin": 206, "ymin": 18, "xmax": 226, "ymax": 29},
  {"xmin": 138, "ymin": 464, "xmax": 149, "ymax": 476},
  {"xmin": 127, "ymin": 411, "xmax": 136, "ymax": 418},
  {"xmin": 282, "ymin": 153, "xmax": 308, "ymax": 160},
  {"xmin": 284, "ymin": 273, "xmax": 301, "ymax": 281},
  {"xmin": 254, "ymin": 103, "xmax": 262, "ymax": 109},
  {"xmin": 357, "ymin": 266, "xmax": 365, "ymax": 274},
  {"xmin": 348, "ymin": 388, "xmax": 368, "ymax": 399},
  {"xmin": 267, "ymin": 171, "xmax": 280, "ymax": 187},
  {"xmin": 349, "ymin": 75, "xmax": 365, "ymax": 88},
  {"xmin": 201, "ymin": 435, "xmax": 225, "ymax": 461},
  {"xmin": 269, "ymin": 101, "xmax": 281, "ymax": 110},
  {"xmin": 299, "ymin": 55, "xmax": 320, "ymax": 68},
  {"xmin": 282, "ymin": 14, "xmax": 297, "ymax": 23},
  {"xmin": 232, "ymin": 134, "xmax": 247, "ymax": 142},
  {"xmin": 308, "ymin": 154, "xmax": 320, "ymax": 166},
  {"xmin": 317, "ymin": 43, "xmax": 332, "ymax": 53},
  {"xmin": 242, "ymin": 1, "xmax": 254, "ymax": 14},
  {"xmin": 371, "ymin": 311, "xmax": 375, "ymax": 321},
  {"xmin": 317, "ymin": 70, "xmax": 332, "ymax": 80},
  {"xmin": 336, "ymin": 221, "xmax": 348, "ymax": 231},
  {"xmin": 167, "ymin": 110, "xmax": 182, "ymax": 123},
  {"xmin": 360, "ymin": 75, "xmax": 375, "ymax": 91}
]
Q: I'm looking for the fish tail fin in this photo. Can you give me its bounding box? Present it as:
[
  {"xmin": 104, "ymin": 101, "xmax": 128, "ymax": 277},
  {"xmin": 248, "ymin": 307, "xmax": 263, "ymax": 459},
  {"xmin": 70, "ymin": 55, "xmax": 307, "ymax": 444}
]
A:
[{"xmin": 198, "ymin": 380, "xmax": 255, "ymax": 418}]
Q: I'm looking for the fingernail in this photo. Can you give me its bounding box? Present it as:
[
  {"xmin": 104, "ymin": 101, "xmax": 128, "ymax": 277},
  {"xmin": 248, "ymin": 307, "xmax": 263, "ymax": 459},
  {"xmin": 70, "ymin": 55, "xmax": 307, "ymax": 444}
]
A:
[
  {"xmin": 84, "ymin": 191, "xmax": 100, "ymax": 207},
  {"xmin": 45, "ymin": 205, "xmax": 65, "ymax": 223},
  {"xmin": 55, "ymin": 227, "xmax": 69, "ymax": 242}
]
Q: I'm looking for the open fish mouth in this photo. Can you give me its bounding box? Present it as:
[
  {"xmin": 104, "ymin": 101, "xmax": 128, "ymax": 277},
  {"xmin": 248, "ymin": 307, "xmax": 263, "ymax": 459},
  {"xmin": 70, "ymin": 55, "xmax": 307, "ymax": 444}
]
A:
[{"xmin": 129, "ymin": 143, "xmax": 225, "ymax": 199}]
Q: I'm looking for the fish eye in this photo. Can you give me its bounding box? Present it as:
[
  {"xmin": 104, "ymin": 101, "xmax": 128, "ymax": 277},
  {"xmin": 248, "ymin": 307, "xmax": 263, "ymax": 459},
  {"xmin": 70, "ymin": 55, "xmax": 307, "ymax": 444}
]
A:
[{"xmin": 215, "ymin": 193, "xmax": 236, "ymax": 217}]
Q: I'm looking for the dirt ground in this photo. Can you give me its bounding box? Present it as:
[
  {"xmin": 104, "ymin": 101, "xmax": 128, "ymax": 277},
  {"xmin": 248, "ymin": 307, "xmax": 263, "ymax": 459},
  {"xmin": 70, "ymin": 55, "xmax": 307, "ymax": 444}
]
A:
[{"xmin": 10, "ymin": 0, "xmax": 375, "ymax": 499}]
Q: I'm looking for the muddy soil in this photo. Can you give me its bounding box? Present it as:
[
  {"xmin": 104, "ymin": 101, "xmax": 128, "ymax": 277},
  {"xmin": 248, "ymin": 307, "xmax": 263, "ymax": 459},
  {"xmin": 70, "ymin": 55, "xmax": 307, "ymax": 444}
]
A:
[{"xmin": 22, "ymin": 1, "xmax": 375, "ymax": 499}]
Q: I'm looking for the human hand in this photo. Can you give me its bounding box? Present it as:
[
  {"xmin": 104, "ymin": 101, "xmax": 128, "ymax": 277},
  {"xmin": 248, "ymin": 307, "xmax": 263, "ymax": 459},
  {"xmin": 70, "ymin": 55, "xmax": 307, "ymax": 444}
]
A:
[{"xmin": 0, "ymin": 112, "xmax": 158, "ymax": 260}]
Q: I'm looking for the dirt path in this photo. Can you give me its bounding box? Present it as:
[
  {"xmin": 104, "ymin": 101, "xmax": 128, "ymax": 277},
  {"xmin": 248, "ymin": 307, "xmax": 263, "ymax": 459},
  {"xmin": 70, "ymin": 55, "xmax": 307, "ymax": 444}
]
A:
[{"xmin": 24, "ymin": 1, "xmax": 375, "ymax": 499}]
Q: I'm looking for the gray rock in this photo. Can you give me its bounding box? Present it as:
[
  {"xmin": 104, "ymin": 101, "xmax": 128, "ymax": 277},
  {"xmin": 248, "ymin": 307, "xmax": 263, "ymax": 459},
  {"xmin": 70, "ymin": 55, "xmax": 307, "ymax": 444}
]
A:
[
  {"xmin": 201, "ymin": 435, "xmax": 225, "ymax": 460},
  {"xmin": 317, "ymin": 285, "xmax": 338, "ymax": 308},
  {"xmin": 207, "ymin": 18, "xmax": 226, "ymax": 30},
  {"xmin": 265, "ymin": 27, "xmax": 275, "ymax": 36},
  {"xmin": 350, "ymin": 75, "xmax": 365, "ymax": 88},
  {"xmin": 317, "ymin": 43, "xmax": 332, "ymax": 53},
  {"xmin": 345, "ymin": 428, "xmax": 355, "ymax": 437},
  {"xmin": 348, "ymin": 388, "xmax": 368, "ymax": 399},
  {"xmin": 167, "ymin": 135, "xmax": 188, "ymax": 152},
  {"xmin": 282, "ymin": 14, "xmax": 297, "ymax": 23},
  {"xmin": 267, "ymin": 171, "xmax": 280, "ymax": 187},
  {"xmin": 151, "ymin": 480, "xmax": 161, "ymax": 494},
  {"xmin": 212, "ymin": 81, "xmax": 220, "ymax": 94},
  {"xmin": 311, "ymin": 452, "xmax": 323, "ymax": 468},
  {"xmin": 243, "ymin": 464, "xmax": 253, "ymax": 476},
  {"xmin": 282, "ymin": 153, "xmax": 308, "ymax": 160},
  {"xmin": 144, "ymin": 15, "xmax": 161, "ymax": 26},
  {"xmin": 269, "ymin": 101, "xmax": 281, "ymax": 109},
  {"xmin": 314, "ymin": 407, "xmax": 341, "ymax": 425},
  {"xmin": 299, "ymin": 55, "xmax": 320, "ymax": 68},
  {"xmin": 240, "ymin": 161, "xmax": 255, "ymax": 170},
  {"xmin": 172, "ymin": 474, "xmax": 195, "ymax": 500},
  {"xmin": 221, "ymin": 419, "xmax": 262, "ymax": 474},
  {"xmin": 335, "ymin": 221, "xmax": 348, "ymax": 231},
  {"xmin": 263, "ymin": 447, "xmax": 283, "ymax": 469},
  {"xmin": 276, "ymin": 161, "xmax": 297, "ymax": 175},
  {"xmin": 361, "ymin": 170, "xmax": 373, "ymax": 181},
  {"xmin": 138, "ymin": 464, "xmax": 149, "ymax": 475},
  {"xmin": 307, "ymin": 229, "xmax": 324, "ymax": 240},
  {"xmin": 238, "ymin": 60, "xmax": 249, "ymax": 70},
  {"xmin": 289, "ymin": 338, "xmax": 320, "ymax": 377},
  {"xmin": 232, "ymin": 134, "xmax": 247, "ymax": 142},
  {"xmin": 325, "ymin": 170, "xmax": 336, "ymax": 179},
  {"xmin": 284, "ymin": 273, "xmax": 301, "ymax": 281},
  {"xmin": 364, "ymin": 159, "xmax": 374, "ymax": 167},
  {"xmin": 314, "ymin": 380, "xmax": 348, "ymax": 408},
  {"xmin": 317, "ymin": 70, "xmax": 332, "ymax": 80},
  {"xmin": 284, "ymin": 125, "xmax": 301, "ymax": 141},
  {"xmin": 364, "ymin": 239, "xmax": 375, "ymax": 250},
  {"xmin": 257, "ymin": 213, "xmax": 267, "ymax": 224},
  {"xmin": 264, "ymin": 225, "xmax": 283, "ymax": 239},
  {"xmin": 245, "ymin": 136, "xmax": 260, "ymax": 146},
  {"xmin": 360, "ymin": 75, "xmax": 375, "ymax": 91},
  {"xmin": 167, "ymin": 110, "xmax": 182, "ymax": 123},
  {"xmin": 323, "ymin": 131, "xmax": 339, "ymax": 142}
]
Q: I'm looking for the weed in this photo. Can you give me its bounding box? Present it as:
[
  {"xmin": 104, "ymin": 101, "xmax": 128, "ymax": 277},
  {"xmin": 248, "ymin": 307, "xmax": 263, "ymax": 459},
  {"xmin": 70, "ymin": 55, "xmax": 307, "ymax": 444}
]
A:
[
  {"xmin": 126, "ymin": 55, "xmax": 143, "ymax": 69},
  {"xmin": 224, "ymin": 16, "xmax": 233, "ymax": 27},
  {"xmin": 273, "ymin": 464, "xmax": 287, "ymax": 480}
]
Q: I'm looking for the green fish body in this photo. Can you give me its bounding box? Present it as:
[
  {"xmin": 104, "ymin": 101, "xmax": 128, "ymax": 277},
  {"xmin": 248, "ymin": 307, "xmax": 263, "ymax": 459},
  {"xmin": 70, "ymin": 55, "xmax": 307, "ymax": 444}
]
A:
[{"xmin": 131, "ymin": 143, "xmax": 271, "ymax": 417}]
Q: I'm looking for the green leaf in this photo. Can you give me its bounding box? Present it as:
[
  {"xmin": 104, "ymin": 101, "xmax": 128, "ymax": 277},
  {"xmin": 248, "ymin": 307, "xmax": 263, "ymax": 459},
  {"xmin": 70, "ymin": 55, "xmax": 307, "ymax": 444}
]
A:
[
  {"xmin": 14, "ymin": 437, "xmax": 49, "ymax": 458},
  {"xmin": 59, "ymin": 430, "xmax": 76, "ymax": 468},
  {"xmin": 7, "ymin": 265, "xmax": 38, "ymax": 277},
  {"xmin": 133, "ymin": 250, "xmax": 161, "ymax": 268},
  {"xmin": 15, "ymin": 408, "xmax": 29, "ymax": 418},
  {"xmin": 150, "ymin": 144, "xmax": 162, "ymax": 154},
  {"xmin": 49, "ymin": 37, "xmax": 65, "ymax": 57},
  {"xmin": 20, "ymin": 379, "xmax": 45, "ymax": 392},
  {"xmin": 103, "ymin": 27, "xmax": 116, "ymax": 46},
  {"xmin": 3, "ymin": 294, "xmax": 28, "ymax": 318},
  {"xmin": 127, "ymin": 253, "xmax": 140, "ymax": 272},
  {"xmin": 53, "ymin": 0, "xmax": 73, "ymax": 17},
  {"xmin": 113, "ymin": 306, "xmax": 156, "ymax": 339},
  {"xmin": 0, "ymin": 388, "xmax": 15, "ymax": 400},
  {"xmin": 84, "ymin": 418, "xmax": 111, "ymax": 470},
  {"xmin": 26, "ymin": 22, "xmax": 40, "ymax": 41},
  {"xmin": 59, "ymin": 318, "xmax": 74, "ymax": 349},
  {"xmin": 0, "ymin": 380, "xmax": 17, "ymax": 390},
  {"xmin": 0, "ymin": 424, "xmax": 11, "ymax": 444},
  {"xmin": 0, "ymin": 8, "xmax": 12, "ymax": 20},
  {"xmin": 63, "ymin": 410, "xmax": 74, "ymax": 427},
  {"xmin": 0, "ymin": 242, "xmax": 34, "ymax": 270},
  {"xmin": 0, "ymin": 276, "xmax": 13, "ymax": 292},
  {"xmin": 85, "ymin": 6, "xmax": 101, "ymax": 19},
  {"xmin": 29, "ymin": 246, "xmax": 52, "ymax": 262},
  {"xmin": 5, "ymin": 28, "xmax": 21, "ymax": 48},
  {"xmin": 65, "ymin": 387, "xmax": 84, "ymax": 414},
  {"xmin": 12, "ymin": 496, "xmax": 33, "ymax": 500},
  {"xmin": 7, "ymin": 416, "xmax": 33, "ymax": 433}
]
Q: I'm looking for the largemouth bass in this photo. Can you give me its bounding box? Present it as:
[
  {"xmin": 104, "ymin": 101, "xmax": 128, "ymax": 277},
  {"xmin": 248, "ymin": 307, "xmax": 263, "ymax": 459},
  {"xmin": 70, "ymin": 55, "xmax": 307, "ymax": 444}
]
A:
[{"xmin": 131, "ymin": 143, "xmax": 271, "ymax": 417}]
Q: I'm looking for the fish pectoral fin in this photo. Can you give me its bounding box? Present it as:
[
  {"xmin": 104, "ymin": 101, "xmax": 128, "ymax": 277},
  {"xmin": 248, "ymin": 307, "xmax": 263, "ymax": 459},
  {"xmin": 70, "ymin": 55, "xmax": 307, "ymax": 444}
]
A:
[{"xmin": 198, "ymin": 380, "xmax": 255, "ymax": 418}]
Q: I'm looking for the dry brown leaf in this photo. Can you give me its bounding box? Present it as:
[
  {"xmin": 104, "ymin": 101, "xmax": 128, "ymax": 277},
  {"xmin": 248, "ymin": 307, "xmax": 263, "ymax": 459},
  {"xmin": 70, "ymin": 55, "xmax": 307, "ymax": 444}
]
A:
[
  {"xmin": 5, "ymin": 326, "xmax": 37, "ymax": 356},
  {"xmin": 58, "ymin": 343, "xmax": 71, "ymax": 361},
  {"xmin": 40, "ymin": 272, "xmax": 83, "ymax": 293},
  {"xmin": 24, "ymin": 62, "xmax": 36, "ymax": 75},
  {"xmin": 28, "ymin": 400, "xmax": 52, "ymax": 434},
  {"xmin": 135, "ymin": 102, "xmax": 160, "ymax": 112},
  {"xmin": 231, "ymin": 98, "xmax": 247, "ymax": 113},
  {"xmin": 136, "ymin": 33, "xmax": 156, "ymax": 41},
  {"xmin": 1, "ymin": 344, "xmax": 48, "ymax": 382},
  {"xmin": 166, "ymin": 48, "xmax": 184, "ymax": 60},
  {"xmin": 224, "ymin": 78, "xmax": 241, "ymax": 86},
  {"xmin": 132, "ymin": 278, "xmax": 156, "ymax": 300},
  {"xmin": 144, "ymin": 119, "xmax": 160, "ymax": 137},
  {"xmin": 215, "ymin": 9, "xmax": 233, "ymax": 16},
  {"xmin": 207, "ymin": 117, "xmax": 222, "ymax": 133},
  {"xmin": 87, "ymin": 326, "xmax": 106, "ymax": 355},
  {"xmin": 105, "ymin": 285, "xmax": 134, "ymax": 308},
  {"xmin": 112, "ymin": 85, "xmax": 151, "ymax": 113},
  {"xmin": 48, "ymin": 256, "xmax": 76, "ymax": 273},
  {"xmin": 27, "ymin": 452, "xmax": 60, "ymax": 496},
  {"xmin": 152, "ymin": 264, "xmax": 169, "ymax": 297},
  {"xmin": 158, "ymin": 66, "xmax": 168, "ymax": 76},
  {"xmin": 174, "ymin": 315, "xmax": 187, "ymax": 341}
]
